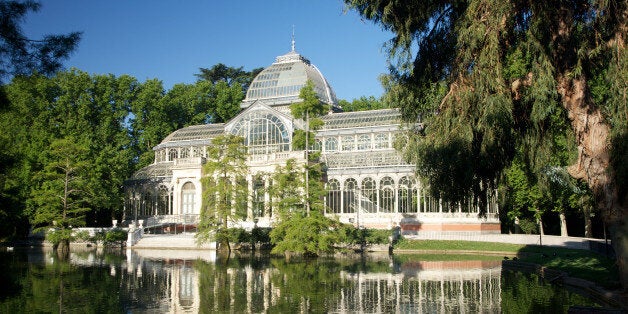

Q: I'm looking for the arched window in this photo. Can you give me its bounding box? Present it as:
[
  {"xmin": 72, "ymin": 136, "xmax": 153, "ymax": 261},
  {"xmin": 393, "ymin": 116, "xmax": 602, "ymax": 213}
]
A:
[
  {"xmin": 312, "ymin": 139, "xmax": 322, "ymax": 151},
  {"xmin": 178, "ymin": 266, "xmax": 195, "ymax": 308},
  {"xmin": 181, "ymin": 182, "xmax": 196, "ymax": 214},
  {"xmin": 252, "ymin": 176, "xmax": 265, "ymax": 218},
  {"xmin": 158, "ymin": 185, "xmax": 171, "ymax": 215},
  {"xmin": 155, "ymin": 150, "xmax": 164, "ymax": 162},
  {"xmin": 168, "ymin": 148, "xmax": 178, "ymax": 161},
  {"xmin": 191, "ymin": 146, "xmax": 202, "ymax": 158},
  {"xmin": 357, "ymin": 134, "xmax": 371, "ymax": 150},
  {"xmin": 325, "ymin": 138, "xmax": 338, "ymax": 152},
  {"xmin": 374, "ymin": 133, "xmax": 388, "ymax": 149},
  {"xmin": 379, "ymin": 177, "xmax": 395, "ymax": 212},
  {"xmin": 343, "ymin": 178, "xmax": 357, "ymax": 213},
  {"xmin": 361, "ymin": 177, "xmax": 377, "ymax": 213},
  {"xmin": 326, "ymin": 179, "xmax": 341, "ymax": 214},
  {"xmin": 231, "ymin": 111, "xmax": 290, "ymax": 155},
  {"xmin": 180, "ymin": 147, "xmax": 189, "ymax": 158},
  {"xmin": 398, "ymin": 176, "xmax": 417, "ymax": 213},
  {"xmin": 341, "ymin": 135, "xmax": 355, "ymax": 151}
]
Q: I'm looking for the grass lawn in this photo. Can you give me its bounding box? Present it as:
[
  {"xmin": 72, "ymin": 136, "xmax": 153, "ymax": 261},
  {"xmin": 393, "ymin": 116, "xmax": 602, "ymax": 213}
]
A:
[{"xmin": 393, "ymin": 239, "xmax": 619, "ymax": 289}]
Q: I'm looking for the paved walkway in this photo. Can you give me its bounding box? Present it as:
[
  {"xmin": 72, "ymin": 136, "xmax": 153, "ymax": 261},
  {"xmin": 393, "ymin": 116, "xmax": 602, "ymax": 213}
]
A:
[
  {"xmin": 404, "ymin": 232, "xmax": 612, "ymax": 252},
  {"xmin": 133, "ymin": 231, "xmax": 611, "ymax": 253}
]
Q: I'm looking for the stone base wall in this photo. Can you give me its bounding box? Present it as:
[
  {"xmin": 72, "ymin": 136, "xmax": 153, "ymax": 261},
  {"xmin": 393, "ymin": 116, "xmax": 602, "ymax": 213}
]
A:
[{"xmin": 401, "ymin": 222, "xmax": 501, "ymax": 234}]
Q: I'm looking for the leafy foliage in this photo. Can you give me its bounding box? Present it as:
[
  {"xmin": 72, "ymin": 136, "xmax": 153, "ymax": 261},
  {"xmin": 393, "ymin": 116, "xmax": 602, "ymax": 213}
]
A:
[
  {"xmin": 195, "ymin": 63, "xmax": 263, "ymax": 92},
  {"xmin": 196, "ymin": 135, "xmax": 248, "ymax": 246},
  {"xmin": 270, "ymin": 211, "xmax": 342, "ymax": 257},
  {"xmin": 268, "ymin": 159, "xmax": 338, "ymax": 256},
  {"xmin": 337, "ymin": 95, "xmax": 388, "ymax": 112},
  {"xmin": 103, "ymin": 228, "xmax": 127, "ymax": 246},
  {"xmin": 268, "ymin": 159, "xmax": 306, "ymax": 219},
  {"xmin": 0, "ymin": 1, "xmax": 81, "ymax": 80},
  {"xmin": 29, "ymin": 137, "xmax": 90, "ymax": 231},
  {"xmin": 341, "ymin": 226, "xmax": 391, "ymax": 245},
  {"xmin": 346, "ymin": 0, "xmax": 627, "ymax": 285}
]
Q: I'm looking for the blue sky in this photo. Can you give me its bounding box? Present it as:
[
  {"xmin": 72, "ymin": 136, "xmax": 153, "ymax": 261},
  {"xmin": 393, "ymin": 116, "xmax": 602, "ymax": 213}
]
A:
[{"xmin": 23, "ymin": 1, "xmax": 394, "ymax": 101}]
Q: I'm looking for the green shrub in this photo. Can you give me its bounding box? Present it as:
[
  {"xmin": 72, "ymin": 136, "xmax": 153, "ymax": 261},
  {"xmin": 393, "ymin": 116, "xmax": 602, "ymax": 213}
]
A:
[
  {"xmin": 217, "ymin": 228, "xmax": 250, "ymax": 244},
  {"xmin": 73, "ymin": 230, "xmax": 91, "ymax": 242},
  {"xmin": 364, "ymin": 229, "xmax": 392, "ymax": 244},
  {"xmin": 46, "ymin": 228, "xmax": 73, "ymax": 246},
  {"xmin": 251, "ymin": 227, "xmax": 271, "ymax": 244},
  {"xmin": 341, "ymin": 226, "xmax": 392, "ymax": 245},
  {"xmin": 104, "ymin": 229, "xmax": 127, "ymax": 245},
  {"xmin": 518, "ymin": 218, "xmax": 538, "ymax": 234}
]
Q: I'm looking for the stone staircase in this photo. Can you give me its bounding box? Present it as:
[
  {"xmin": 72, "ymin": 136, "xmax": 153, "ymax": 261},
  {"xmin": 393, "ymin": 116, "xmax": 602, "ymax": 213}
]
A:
[{"xmin": 132, "ymin": 233, "xmax": 216, "ymax": 250}]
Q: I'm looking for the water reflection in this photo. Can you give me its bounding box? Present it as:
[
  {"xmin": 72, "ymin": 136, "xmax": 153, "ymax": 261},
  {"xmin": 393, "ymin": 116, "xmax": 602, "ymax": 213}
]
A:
[{"xmin": 0, "ymin": 248, "xmax": 601, "ymax": 313}]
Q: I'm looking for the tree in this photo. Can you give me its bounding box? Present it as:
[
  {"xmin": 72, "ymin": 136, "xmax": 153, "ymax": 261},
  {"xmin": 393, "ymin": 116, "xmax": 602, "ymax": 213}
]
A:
[
  {"xmin": 196, "ymin": 134, "xmax": 248, "ymax": 251},
  {"xmin": 337, "ymin": 95, "xmax": 388, "ymax": 112},
  {"xmin": 268, "ymin": 160, "xmax": 340, "ymax": 257},
  {"xmin": 346, "ymin": 0, "xmax": 628, "ymax": 287},
  {"xmin": 0, "ymin": 0, "xmax": 81, "ymax": 237},
  {"xmin": 2, "ymin": 70, "xmax": 138, "ymax": 234},
  {"xmin": 195, "ymin": 63, "xmax": 263, "ymax": 91},
  {"xmin": 268, "ymin": 159, "xmax": 306, "ymax": 220},
  {"xmin": 0, "ymin": 1, "xmax": 81, "ymax": 81},
  {"xmin": 29, "ymin": 137, "xmax": 90, "ymax": 253},
  {"xmin": 290, "ymin": 80, "xmax": 329, "ymax": 215},
  {"xmin": 213, "ymin": 80, "xmax": 244, "ymax": 123}
]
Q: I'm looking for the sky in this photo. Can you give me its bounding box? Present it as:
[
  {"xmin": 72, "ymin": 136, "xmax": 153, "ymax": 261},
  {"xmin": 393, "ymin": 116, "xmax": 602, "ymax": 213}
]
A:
[{"xmin": 23, "ymin": 1, "xmax": 394, "ymax": 101}]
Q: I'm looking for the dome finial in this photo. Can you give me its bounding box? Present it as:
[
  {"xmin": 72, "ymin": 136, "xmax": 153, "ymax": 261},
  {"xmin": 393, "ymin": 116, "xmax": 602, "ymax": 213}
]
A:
[{"xmin": 291, "ymin": 25, "xmax": 295, "ymax": 52}]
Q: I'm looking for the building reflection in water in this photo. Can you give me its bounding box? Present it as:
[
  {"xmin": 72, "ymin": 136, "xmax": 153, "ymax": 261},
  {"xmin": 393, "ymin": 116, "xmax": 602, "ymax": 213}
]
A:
[
  {"xmin": 50, "ymin": 248, "xmax": 502, "ymax": 313},
  {"xmin": 338, "ymin": 260, "xmax": 502, "ymax": 313}
]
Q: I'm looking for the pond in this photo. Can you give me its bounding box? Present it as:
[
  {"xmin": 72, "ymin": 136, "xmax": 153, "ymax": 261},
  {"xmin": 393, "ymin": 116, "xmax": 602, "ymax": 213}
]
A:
[{"xmin": 0, "ymin": 247, "xmax": 607, "ymax": 313}]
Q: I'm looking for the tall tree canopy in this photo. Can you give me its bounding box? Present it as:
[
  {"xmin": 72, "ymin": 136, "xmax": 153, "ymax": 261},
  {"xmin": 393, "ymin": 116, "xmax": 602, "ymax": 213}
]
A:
[
  {"xmin": 345, "ymin": 0, "xmax": 627, "ymax": 287},
  {"xmin": 195, "ymin": 63, "xmax": 263, "ymax": 92},
  {"xmin": 0, "ymin": 1, "xmax": 81, "ymax": 80}
]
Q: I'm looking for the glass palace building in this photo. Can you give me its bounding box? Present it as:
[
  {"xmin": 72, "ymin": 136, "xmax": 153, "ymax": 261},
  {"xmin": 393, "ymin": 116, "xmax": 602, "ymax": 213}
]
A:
[{"xmin": 124, "ymin": 47, "xmax": 500, "ymax": 234}]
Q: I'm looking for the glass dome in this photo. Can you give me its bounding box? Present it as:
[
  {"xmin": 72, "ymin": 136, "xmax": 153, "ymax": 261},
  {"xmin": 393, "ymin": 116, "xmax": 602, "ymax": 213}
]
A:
[{"xmin": 242, "ymin": 49, "xmax": 338, "ymax": 108}]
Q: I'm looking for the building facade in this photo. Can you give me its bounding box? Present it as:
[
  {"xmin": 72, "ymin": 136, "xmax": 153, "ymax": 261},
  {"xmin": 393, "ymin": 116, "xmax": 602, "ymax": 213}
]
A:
[{"xmin": 124, "ymin": 47, "xmax": 500, "ymax": 234}]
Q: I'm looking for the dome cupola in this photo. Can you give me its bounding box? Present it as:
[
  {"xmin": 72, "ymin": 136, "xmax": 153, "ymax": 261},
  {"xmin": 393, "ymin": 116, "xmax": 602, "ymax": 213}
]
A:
[{"xmin": 242, "ymin": 43, "xmax": 338, "ymax": 110}]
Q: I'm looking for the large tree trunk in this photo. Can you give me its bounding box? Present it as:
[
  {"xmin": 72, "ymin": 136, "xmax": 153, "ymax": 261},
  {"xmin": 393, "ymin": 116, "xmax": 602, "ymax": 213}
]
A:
[
  {"xmin": 583, "ymin": 206, "xmax": 592, "ymax": 238},
  {"xmin": 551, "ymin": 1, "xmax": 628, "ymax": 290},
  {"xmin": 559, "ymin": 211, "xmax": 568, "ymax": 237},
  {"xmin": 557, "ymin": 76, "xmax": 627, "ymax": 289}
]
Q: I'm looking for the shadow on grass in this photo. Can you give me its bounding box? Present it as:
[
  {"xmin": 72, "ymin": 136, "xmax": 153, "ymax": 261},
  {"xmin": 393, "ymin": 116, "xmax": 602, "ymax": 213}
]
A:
[{"xmin": 513, "ymin": 244, "xmax": 619, "ymax": 290}]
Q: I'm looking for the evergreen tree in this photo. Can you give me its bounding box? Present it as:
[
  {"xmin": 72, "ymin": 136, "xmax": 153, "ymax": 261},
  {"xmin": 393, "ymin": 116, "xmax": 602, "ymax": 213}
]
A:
[
  {"xmin": 29, "ymin": 137, "xmax": 90, "ymax": 252},
  {"xmin": 0, "ymin": 1, "xmax": 81, "ymax": 81},
  {"xmin": 196, "ymin": 135, "xmax": 248, "ymax": 251}
]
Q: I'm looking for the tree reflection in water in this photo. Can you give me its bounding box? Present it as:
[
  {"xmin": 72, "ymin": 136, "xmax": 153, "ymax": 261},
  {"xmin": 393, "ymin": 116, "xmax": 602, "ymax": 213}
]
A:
[{"xmin": 0, "ymin": 249, "xmax": 604, "ymax": 312}]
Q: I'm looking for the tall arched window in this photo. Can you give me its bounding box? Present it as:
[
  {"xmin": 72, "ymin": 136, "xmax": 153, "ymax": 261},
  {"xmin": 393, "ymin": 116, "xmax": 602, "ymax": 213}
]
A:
[
  {"xmin": 357, "ymin": 134, "xmax": 371, "ymax": 150},
  {"xmin": 374, "ymin": 133, "xmax": 388, "ymax": 149},
  {"xmin": 158, "ymin": 185, "xmax": 171, "ymax": 215},
  {"xmin": 313, "ymin": 139, "xmax": 322, "ymax": 151},
  {"xmin": 341, "ymin": 135, "xmax": 355, "ymax": 151},
  {"xmin": 178, "ymin": 266, "xmax": 195, "ymax": 308},
  {"xmin": 325, "ymin": 138, "xmax": 338, "ymax": 152},
  {"xmin": 361, "ymin": 177, "xmax": 377, "ymax": 213},
  {"xmin": 343, "ymin": 178, "xmax": 357, "ymax": 214},
  {"xmin": 180, "ymin": 147, "xmax": 190, "ymax": 158},
  {"xmin": 181, "ymin": 182, "xmax": 196, "ymax": 214},
  {"xmin": 252, "ymin": 176, "xmax": 265, "ymax": 218},
  {"xmin": 326, "ymin": 179, "xmax": 341, "ymax": 213},
  {"xmin": 398, "ymin": 176, "xmax": 417, "ymax": 213},
  {"xmin": 379, "ymin": 177, "xmax": 395, "ymax": 213},
  {"xmin": 231, "ymin": 111, "xmax": 290, "ymax": 155},
  {"xmin": 168, "ymin": 148, "xmax": 178, "ymax": 161},
  {"xmin": 191, "ymin": 146, "xmax": 202, "ymax": 158}
]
